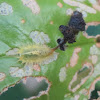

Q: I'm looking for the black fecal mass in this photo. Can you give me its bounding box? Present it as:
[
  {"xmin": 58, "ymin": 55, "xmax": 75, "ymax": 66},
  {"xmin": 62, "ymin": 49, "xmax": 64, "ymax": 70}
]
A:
[
  {"xmin": 69, "ymin": 11, "xmax": 86, "ymax": 31},
  {"xmin": 59, "ymin": 25, "xmax": 76, "ymax": 43},
  {"xmin": 57, "ymin": 11, "xmax": 86, "ymax": 51},
  {"xmin": 57, "ymin": 38, "xmax": 66, "ymax": 51}
]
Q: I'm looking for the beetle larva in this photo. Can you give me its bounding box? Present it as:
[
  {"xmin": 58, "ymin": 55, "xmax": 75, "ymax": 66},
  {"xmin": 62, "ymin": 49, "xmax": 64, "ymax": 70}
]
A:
[{"xmin": 17, "ymin": 44, "xmax": 58, "ymax": 65}]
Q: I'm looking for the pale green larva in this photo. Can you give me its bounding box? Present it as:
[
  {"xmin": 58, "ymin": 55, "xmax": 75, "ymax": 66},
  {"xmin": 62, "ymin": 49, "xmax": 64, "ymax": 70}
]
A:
[
  {"xmin": 18, "ymin": 44, "xmax": 55, "ymax": 65},
  {"xmin": 6, "ymin": 31, "xmax": 58, "ymax": 65}
]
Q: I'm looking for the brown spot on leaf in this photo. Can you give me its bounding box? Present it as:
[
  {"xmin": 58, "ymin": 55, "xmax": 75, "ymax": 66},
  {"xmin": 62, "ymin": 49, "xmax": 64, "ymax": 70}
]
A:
[
  {"xmin": 0, "ymin": 72, "xmax": 6, "ymax": 82},
  {"xmin": 50, "ymin": 21, "xmax": 54, "ymax": 25},
  {"xmin": 70, "ymin": 47, "xmax": 82, "ymax": 67},
  {"xmin": 33, "ymin": 64, "xmax": 41, "ymax": 71},
  {"xmin": 98, "ymin": 0, "xmax": 100, "ymax": 4},
  {"xmin": 21, "ymin": 19, "xmax": 25, "ymax": 24},
  {"xmin": 57, "ymin": 2, "xmax": 63, "ymax": 8},
  {"xmin": 96, "ymin": 43, "xmax": 100, "ymax": 48}
]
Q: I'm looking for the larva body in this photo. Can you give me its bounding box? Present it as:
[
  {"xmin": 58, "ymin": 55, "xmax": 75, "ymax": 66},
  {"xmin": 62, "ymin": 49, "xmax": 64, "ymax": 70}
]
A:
[
  {"xmin": 6, "ymin": 30, "xmax": 58, "ymax": 65},
  {"xmin": 18, "ymin": 44, "xmax": 55, "ymax": 65}
]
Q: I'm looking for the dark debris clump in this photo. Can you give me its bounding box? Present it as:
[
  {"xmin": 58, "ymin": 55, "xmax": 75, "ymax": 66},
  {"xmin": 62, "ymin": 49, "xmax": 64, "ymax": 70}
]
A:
[
  {"xmin": 69, "ymin": 11, "xmax": 86, "ymax": 31},
  {"xmin": 57, "ymin": 11, "xmax": 86, "ymax": 51}
]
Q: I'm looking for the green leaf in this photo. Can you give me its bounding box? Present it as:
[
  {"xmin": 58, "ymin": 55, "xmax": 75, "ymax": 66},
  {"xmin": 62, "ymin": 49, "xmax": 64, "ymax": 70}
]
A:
[{"xmin": 0, "ymin": 0, "xmax": 100, "ymax": 100}]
